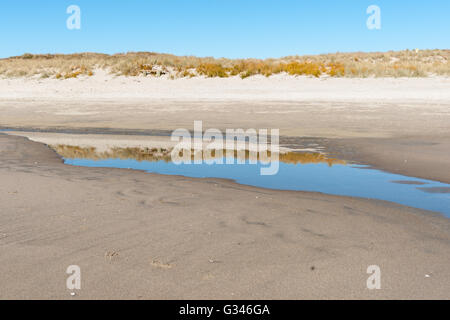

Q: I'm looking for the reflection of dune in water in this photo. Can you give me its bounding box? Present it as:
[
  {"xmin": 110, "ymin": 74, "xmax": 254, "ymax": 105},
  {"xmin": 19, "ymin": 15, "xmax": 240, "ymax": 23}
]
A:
[
  {"xmin": 53, "ymin": 145, "xmax": 173, "ymax": 162},
  {"xmin": 52, "ymin": 145, "xmax": 346, "ymax": 166},
  {"xmin": 278, "ymin": 152, "xmax": 346, "ymax": 166}
]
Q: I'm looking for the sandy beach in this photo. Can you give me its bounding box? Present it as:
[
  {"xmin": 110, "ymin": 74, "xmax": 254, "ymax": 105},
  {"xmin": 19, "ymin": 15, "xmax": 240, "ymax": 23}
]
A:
[
  {"xmin": 1, "ymin": 75, "xmax": 450, "ymax": 299},
  {"xmin": 3, "ymin": 0, "xmax": 450, "ymax": 307}
]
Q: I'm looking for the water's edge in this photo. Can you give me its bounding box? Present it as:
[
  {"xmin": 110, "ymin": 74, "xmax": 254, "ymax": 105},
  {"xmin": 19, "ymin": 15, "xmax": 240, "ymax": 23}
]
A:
[{"xmin": 63, "ymin": 157, "xmax": 450, "ymax": 218}]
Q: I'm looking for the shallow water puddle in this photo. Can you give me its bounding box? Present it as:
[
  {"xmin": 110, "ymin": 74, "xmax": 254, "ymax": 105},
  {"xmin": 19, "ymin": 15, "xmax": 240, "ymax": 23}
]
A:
[{"xmin": 61, "ymin": 149, "xmax": 450, "ymax": 217}]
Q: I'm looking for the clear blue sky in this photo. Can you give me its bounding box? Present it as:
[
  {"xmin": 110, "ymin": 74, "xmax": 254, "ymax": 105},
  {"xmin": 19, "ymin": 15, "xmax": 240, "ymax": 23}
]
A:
[{"xmin": 0, "ymin": 0, "xmax": 449, "ymax": 59}]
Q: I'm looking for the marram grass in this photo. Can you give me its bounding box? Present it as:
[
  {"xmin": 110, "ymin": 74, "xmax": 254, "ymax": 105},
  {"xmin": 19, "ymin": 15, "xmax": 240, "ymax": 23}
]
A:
[{"xmin": 1, "ymin": 50, "xmax": 448, "ymax": 79}]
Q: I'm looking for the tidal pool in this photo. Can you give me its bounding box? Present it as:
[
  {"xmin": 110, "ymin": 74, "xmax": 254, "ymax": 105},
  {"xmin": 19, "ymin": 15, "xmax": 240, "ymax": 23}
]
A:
[{"xmin": 62, "ymin": 152, "xmax": 450, "ymax": 217}]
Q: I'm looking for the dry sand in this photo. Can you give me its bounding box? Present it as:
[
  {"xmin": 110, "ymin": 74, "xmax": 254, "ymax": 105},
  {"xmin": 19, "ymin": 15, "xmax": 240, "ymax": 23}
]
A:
[
  {"xmin": 1, "ymin": 72, "xmax": 450, "ymax": 103},
  {"xmin": 1, "ymin": 75, "xmax": 449, "ymax": 139},
  {"xmin": 0, "ymin": 75, "xmax": 449, "ymax": 299}
]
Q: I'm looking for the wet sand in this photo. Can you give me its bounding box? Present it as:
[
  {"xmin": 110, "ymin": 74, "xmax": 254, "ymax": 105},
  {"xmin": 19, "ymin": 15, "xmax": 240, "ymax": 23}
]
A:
[
  {"xmin": 322, "ymin": 135, "xmax": 450, "ymax": 184},
  {"xmin": 4, "ymin": 130, "xmax": 450, "ymax": 185},
  {"xmin": 0, "ymin": 133, "xmax": 449, "ymax": 299}
]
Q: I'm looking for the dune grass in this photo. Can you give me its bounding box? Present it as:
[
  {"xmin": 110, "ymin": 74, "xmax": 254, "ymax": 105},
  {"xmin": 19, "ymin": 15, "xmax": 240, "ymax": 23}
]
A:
[{"xmin": 0, "ymin": 50, "xmax": 448, "ymax": 79}]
